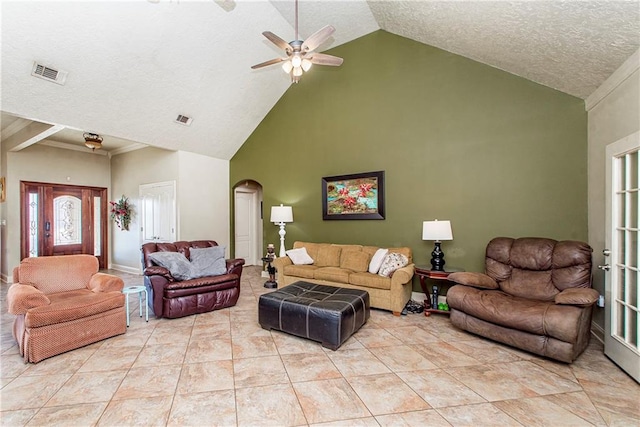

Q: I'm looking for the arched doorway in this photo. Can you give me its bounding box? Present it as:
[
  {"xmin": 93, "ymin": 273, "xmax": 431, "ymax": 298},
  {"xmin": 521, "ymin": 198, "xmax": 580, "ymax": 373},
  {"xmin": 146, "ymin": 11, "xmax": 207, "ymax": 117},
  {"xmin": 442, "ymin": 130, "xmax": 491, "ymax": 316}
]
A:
[{"xmin": 233, "ymin": 180, "xmax": 263, "ymax": 266}]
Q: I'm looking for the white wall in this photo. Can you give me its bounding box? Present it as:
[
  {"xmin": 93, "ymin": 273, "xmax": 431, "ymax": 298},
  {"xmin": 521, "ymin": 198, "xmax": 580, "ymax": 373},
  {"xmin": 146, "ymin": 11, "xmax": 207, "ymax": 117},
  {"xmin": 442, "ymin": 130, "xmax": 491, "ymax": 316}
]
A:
[
  {"xmin": 177, "ymin": 151, "xmax": 230, "ymax": 257},
  {"xmin": 109, "ymin": 148, "xmax": 231, "ymax": 271},
  {"xmin": 587, "ymin": 50, "xmax": 640, "ymax": 332},
  {"xmin": 110, "ymin": 147, "xmax": 179, "ymax": 272},
  {"xmin": 1, "ymin": 144, "xmax": 111, "ymax": 281}
]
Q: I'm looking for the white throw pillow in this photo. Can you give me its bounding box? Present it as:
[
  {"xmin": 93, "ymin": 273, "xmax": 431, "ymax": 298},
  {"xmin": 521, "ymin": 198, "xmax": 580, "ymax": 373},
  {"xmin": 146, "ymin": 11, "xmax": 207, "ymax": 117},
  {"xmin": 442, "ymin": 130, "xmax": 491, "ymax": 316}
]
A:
[
  {"xmin": 286, "ymin": 247, "xmax": 314, "ymax": 265},
  {"xmin": 368, "ymin": 248, "xmax": 389, "ymax": 274},
  {"xmin": 378, "ymin": 253, "xmax": 409, "ymax": 277}
]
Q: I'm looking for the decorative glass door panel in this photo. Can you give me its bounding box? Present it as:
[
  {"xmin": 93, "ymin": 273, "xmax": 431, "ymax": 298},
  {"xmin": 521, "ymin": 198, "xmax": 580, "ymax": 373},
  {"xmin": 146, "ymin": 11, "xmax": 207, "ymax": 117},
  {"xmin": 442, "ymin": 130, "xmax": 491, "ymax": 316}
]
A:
[{"xmin": 53, "ymin": 195, "xmax": 82, "ymax": 246}]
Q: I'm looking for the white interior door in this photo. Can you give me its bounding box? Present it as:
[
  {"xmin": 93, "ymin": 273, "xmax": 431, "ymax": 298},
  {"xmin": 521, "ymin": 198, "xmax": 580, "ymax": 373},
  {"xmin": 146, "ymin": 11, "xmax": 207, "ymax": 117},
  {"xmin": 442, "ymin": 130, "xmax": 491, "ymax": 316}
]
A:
[
  {"xmin": 234, "ymin": 188, "xmax": 258, "ymax": 265},
  {"xmin": 604, "ymin": 130, "xmax": 640, "ymax": 382},
  {"xmin": 139, "ymin": 181, "xmax": 176, "ymax": 244}
]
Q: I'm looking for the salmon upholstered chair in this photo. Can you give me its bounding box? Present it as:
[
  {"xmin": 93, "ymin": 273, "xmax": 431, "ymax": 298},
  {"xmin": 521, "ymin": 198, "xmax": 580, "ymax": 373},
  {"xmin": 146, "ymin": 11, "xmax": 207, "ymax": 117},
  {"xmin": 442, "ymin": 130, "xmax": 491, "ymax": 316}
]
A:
[{"xmin": 8, "ymin": 255, "xmax": 126, "ymax": 363}]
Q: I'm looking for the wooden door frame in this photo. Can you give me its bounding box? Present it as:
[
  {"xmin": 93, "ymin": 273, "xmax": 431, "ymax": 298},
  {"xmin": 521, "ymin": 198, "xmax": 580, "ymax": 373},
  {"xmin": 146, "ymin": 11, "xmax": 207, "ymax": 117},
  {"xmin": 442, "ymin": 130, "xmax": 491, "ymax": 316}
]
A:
[{"xmin": 20, "ymin": 181, "xmax": 108, "ymax": 268}]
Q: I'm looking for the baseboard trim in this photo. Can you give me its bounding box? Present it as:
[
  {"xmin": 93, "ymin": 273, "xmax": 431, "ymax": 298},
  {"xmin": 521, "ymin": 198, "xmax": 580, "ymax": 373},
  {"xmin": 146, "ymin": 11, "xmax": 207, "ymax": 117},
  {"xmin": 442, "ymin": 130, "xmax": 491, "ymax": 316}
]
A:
[
  {"xmin": 108, "ymin": 263, "xmax": 142, "ymax": 275},
  {"xmin": 1, "ymin": 273, "xmax": 12, "ymax": 284},
  {"xmin": 591, "ymin": 321, "xmax": 605, "ymax": 345}
]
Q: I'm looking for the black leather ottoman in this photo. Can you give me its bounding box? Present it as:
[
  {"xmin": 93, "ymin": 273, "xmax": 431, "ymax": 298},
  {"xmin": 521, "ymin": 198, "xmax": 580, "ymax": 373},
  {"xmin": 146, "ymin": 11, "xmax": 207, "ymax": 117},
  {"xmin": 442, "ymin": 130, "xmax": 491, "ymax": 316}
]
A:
[{"xmin": 258, "ymin": 281, "xmax": 370, "ymax": 350}]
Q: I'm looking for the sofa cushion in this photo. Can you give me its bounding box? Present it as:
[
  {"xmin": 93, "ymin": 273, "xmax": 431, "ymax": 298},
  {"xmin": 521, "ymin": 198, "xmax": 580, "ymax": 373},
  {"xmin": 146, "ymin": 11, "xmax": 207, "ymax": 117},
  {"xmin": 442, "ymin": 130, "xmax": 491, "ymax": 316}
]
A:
[
  {"xmin": 17, "ymin": 255, "xmax": 98, "ymax": 294},
  {"xmin": 294, "ymin": 242, "xmax": 321, "ymax": 261},
  {"xmin": 315, "ymin": 246, "xmax": 342, "ymax": 267},
  {"xmin": 388, "ymin": 247, "xmax": 413, "ymax": 264},
  {"xmin": 340, "ymin": 250, "xmax": 370, "ymax": 273},
  {"xmin": 349, "ymin": 272, "xmax": 391, "ymax": 290},
  {"xmin": 149, "ymin": 251, "xmax": 193, "ymax": 280},
  {"xmin": 447, "ymin": 286, "xmax": 583, "ymax": 343},
  {"xmin": 500, "ymin": 269, "xmax": 557, "ymax": 301},
  {"xmin": 378, "ymin": 253, "xmax": 409, "ymax": 277},
  {"xmin": 283, "ymin": 264, "xmax": 318, "ymax": 279},
  {"xmin": 286, "ymin": 247, "xmax": 314, "ymax": 265},
  {"xmin": 368, "ymin": 248, "xmax": 389, "ymax": 274},
  {"xmin": 25, "ymin": 289, "xmax": 125, "ymax": 328},
  {"xmin": 190, "ymin": 246, "xmax": 227, "ymax": 278},
  {"xmin": 314, "ymin": 267, "xmax": 351, "ymax": 284}
]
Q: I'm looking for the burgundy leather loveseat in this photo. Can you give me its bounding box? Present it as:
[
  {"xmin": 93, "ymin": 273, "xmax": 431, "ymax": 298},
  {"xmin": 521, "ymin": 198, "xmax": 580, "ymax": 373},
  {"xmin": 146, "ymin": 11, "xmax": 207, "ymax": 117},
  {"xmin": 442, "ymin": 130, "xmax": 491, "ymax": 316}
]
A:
[{"xmin": 141, "ymin": 240, "xmax": 245, "ymax": 319}]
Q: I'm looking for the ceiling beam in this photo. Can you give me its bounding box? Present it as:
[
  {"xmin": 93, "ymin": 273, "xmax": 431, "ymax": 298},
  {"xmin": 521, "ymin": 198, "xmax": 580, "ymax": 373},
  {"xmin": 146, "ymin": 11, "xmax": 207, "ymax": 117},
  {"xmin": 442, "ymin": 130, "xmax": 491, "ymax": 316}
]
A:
[{"xmin": 4, "ymin": 122, "xmax": 65, "ymax": 152}]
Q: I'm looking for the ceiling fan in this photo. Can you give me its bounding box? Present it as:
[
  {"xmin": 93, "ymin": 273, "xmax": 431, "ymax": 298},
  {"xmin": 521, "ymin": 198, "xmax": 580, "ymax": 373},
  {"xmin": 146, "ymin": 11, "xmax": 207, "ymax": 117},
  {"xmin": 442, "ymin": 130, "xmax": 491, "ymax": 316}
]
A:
[{"xmin": 251, "ymin": 0, "xmax": 343, "ymax": 83}]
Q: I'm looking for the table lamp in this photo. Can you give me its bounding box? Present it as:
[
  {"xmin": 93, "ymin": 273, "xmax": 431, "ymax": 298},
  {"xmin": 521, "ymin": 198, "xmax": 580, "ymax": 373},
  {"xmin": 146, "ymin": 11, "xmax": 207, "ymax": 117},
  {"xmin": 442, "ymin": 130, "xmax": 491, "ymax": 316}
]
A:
[
  {"xmin": 422, "ymin": 219, "xmax": 453, "ymax": 271},
  {"xmin": 270, "ymin": 204, "xmax": 293, "ymax": 257}
]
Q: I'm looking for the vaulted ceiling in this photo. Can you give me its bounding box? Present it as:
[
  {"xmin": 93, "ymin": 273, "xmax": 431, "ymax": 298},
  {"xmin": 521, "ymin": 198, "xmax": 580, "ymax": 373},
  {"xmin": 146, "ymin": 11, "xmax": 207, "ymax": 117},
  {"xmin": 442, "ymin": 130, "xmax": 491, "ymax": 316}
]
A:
[{"xmin": 2, "ymin": 1, "xmax": 639, "ymax": 159}]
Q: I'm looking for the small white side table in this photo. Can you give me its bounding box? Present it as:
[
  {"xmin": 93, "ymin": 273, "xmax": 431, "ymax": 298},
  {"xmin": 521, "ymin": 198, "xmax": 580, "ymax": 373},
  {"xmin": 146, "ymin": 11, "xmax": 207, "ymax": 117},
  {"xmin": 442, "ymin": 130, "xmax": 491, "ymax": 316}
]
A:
[{"xmin": 122, "ymin": 285, "xmax": 149, "ymax": 326}]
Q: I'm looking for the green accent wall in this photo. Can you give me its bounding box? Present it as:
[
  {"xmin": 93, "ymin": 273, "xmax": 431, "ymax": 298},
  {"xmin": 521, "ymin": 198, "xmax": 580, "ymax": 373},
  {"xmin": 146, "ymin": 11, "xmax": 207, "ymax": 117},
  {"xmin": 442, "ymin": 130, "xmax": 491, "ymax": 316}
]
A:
[{"xmin": 231, "ymin": 30, "xmax": 587, "ymax": 290}]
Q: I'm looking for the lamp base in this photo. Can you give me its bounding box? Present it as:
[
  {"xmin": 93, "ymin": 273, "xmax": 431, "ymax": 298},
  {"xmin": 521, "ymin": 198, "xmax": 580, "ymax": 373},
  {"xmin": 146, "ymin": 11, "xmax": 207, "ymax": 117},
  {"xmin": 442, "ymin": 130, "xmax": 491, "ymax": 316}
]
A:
[{"xmin": 430, "ymin": 241, "xmax": 446, "ymax": 271}]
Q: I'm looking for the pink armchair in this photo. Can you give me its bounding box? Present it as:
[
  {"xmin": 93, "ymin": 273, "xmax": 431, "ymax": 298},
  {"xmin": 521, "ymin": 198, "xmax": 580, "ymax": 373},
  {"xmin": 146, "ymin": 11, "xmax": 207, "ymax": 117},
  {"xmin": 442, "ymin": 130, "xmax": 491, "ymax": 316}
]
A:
[{"xmin": 8, "ymin": 255, "xmax": 126, "ymax": 363}]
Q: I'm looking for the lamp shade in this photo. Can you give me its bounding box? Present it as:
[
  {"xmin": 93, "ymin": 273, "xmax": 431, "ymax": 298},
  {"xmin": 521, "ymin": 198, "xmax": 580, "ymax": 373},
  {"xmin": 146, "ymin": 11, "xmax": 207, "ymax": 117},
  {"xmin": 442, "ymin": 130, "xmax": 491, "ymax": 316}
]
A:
[
  {"xmin": 270, "ymin": 204, "xmax": 293, "ymax": 223},
  {"xmin": 422, "ymin": 220, "xmax": 453, "ymax": 241}
]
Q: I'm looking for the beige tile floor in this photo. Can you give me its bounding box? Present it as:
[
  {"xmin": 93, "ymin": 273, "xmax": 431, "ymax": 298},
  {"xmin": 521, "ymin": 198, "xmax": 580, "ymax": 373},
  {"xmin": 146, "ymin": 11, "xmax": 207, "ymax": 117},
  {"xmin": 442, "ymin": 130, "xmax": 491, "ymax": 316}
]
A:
[{"xmin": 1, "ymin": 266, "xmax": 639, "ymax": 426}]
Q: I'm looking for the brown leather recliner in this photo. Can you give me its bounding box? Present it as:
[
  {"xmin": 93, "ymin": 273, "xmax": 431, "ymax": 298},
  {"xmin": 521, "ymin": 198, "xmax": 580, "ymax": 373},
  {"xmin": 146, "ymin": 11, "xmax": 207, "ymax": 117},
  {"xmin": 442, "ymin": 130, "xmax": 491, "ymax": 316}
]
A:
[
  {"xmin": 141, "ymin": 240, "xmax": 245, "ymax": 319},
  {"xmin": 446, "ymin": 237, "xmax": 598, "ymax": 363}
]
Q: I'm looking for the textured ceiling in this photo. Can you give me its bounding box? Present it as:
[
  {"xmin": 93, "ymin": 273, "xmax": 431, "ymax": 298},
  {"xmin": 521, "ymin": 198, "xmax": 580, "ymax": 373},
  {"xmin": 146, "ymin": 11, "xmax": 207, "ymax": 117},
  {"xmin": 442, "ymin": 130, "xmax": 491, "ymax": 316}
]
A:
[
  {"xmin": 1, "ymin": 1, "xmax": 638, "ymax": 160},
  {"xmin": 370, "ymin": 0, "xmax": 640, "ymax": 99}
]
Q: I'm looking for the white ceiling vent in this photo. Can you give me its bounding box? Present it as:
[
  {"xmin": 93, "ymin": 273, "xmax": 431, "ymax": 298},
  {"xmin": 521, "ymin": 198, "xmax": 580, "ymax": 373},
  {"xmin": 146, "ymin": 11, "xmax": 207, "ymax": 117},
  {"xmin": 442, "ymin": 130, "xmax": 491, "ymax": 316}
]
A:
[
  {"xmin": 175, "ymin": 114, "xmax": 193, "ymax": 126},
  {"xmin": 31, "ymin": 62, "xmax": 67, "ymax": 85}
]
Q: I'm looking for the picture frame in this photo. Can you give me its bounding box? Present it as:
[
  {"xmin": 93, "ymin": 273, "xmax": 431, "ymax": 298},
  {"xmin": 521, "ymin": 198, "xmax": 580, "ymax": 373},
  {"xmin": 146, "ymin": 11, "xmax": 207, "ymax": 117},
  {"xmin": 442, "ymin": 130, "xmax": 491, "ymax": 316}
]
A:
[
  {"xmin": 0, "ymin": 177, "xmax": 5, "ymax": 203},
  {"xmin": 322, "ymin": 171, "xmax": 385, "ymax": 220}
]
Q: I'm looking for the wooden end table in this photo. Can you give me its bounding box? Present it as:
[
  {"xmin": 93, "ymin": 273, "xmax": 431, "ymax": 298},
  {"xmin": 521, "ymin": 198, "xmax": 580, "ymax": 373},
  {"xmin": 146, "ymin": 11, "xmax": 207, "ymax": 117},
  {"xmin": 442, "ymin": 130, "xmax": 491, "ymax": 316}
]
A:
[{"xmin": 414, "ymin": 266, "xmax": 463, "ymax": 316}]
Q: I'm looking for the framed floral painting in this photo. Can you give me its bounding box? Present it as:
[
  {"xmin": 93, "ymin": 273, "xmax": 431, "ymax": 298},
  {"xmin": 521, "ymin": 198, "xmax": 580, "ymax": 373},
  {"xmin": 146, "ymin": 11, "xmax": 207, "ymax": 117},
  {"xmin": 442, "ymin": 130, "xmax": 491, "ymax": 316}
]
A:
[{"xmin": 322, "ymin": 171, "xmax": 385, "ymax": 220}]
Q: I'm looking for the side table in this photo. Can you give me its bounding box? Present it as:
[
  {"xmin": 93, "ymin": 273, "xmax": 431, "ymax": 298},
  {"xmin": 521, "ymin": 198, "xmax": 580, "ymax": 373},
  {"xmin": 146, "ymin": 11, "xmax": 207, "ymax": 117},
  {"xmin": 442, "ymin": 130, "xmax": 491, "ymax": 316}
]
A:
[
  {"xmin": 414, "ymin": 266, "xmax": 463, "ymax": 317},
  {"xmin": 122, "ymin": 285, "xmax": 149, "ymax": 326}
]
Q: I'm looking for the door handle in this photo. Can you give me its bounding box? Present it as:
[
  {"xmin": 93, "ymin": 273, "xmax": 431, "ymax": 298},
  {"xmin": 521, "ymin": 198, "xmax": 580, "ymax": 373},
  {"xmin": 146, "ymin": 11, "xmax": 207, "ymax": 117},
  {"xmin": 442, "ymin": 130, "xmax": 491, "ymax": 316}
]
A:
[
  {"xmin": 603, "ymin": 249, "xmax": 611, "ymax": 256},
  {"xmin": 598, "ymin": 264, "xmax": 611, "ymax": 271}
]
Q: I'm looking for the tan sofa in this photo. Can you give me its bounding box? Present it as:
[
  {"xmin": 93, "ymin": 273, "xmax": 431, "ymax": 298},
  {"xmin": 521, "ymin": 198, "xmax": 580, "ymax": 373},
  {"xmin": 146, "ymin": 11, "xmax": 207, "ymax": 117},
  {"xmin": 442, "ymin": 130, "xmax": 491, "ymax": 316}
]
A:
[{"xmin": 273, "ymin": 241, "xmax": 414, "ymax": 315}]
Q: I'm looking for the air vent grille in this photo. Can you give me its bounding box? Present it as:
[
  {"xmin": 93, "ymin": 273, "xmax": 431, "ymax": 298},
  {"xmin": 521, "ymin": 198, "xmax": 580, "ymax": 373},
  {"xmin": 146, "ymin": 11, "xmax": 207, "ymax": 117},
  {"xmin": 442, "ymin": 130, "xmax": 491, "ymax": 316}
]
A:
[
  {"xmin": 31, "ymin": 62, "xmax": 68, "ymax": 85},
  {"xmin": 175, "ymin": 115, "xmax": 193, "ymax": 126}
]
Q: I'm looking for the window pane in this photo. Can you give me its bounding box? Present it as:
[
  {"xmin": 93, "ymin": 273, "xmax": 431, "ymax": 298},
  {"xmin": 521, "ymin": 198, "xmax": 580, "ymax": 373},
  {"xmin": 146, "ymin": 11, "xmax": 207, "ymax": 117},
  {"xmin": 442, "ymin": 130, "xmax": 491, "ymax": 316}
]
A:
[
  {"xmin": 94, "ymin": 196, "xmax": 101, "ymax": 256},
  {"xmin": 28, "ymin": 193, "xmax": 39, "ymax": 257}
]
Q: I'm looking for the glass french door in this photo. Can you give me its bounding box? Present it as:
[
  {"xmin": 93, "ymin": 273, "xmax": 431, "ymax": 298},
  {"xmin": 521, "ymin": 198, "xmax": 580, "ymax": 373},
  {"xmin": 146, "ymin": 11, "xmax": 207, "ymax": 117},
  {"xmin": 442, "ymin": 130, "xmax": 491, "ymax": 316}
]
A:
[
  {"xmin": 604, "ymin": 131, "xmax": 640, "ymax": 382},
  {"xmin": 20, "ymin": 182, "xmax": 108, "ymax": 268}
]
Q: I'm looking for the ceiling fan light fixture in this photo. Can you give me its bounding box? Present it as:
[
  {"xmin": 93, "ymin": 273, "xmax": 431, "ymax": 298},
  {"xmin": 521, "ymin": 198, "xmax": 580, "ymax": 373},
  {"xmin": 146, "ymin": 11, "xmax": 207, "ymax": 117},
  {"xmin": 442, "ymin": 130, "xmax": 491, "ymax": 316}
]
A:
[
  {"xmin": 291, "ymin": 54, "xmax": 302, "ymax": 68},
  {"xmin": 282, "ymin": 60, "xmax": 293, "ymax": 73},
  {"xmin": 83, "ymin": 132, "xmax": 103, "ymax": 151},
  {"xmin": 251, "ymin": 0, "xmax": 342, "ymax": 83}
]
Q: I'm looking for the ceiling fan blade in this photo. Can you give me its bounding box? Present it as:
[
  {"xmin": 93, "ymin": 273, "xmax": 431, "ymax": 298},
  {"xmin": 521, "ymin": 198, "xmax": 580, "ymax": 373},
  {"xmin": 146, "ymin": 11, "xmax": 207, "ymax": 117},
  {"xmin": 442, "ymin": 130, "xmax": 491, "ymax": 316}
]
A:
[
  {"xmin": 251, "ymin": 57, "xmax": 286, "ymax": 69},
  {"xmin": 301, "ymin": 25, "xmax": 335, "ymax": 52},
  {"xmin": 309, "ymin": 53, "xmax": 343, "ymax": 67},
  {"xmin": 262, "ymin": 31, "xmax": 292, "ymax": 52}
]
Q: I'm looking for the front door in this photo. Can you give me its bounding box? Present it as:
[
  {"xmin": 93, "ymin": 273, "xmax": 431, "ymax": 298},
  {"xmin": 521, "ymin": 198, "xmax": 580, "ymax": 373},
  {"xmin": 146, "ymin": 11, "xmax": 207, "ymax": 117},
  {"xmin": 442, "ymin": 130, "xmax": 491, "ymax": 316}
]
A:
[
  {"xmin": 604, "ymin": 130, "xmax": 640, "ymax": 382},
  {"xmin": 21, "ymin": 182, "xmax": 108, "ymax": 268}
]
